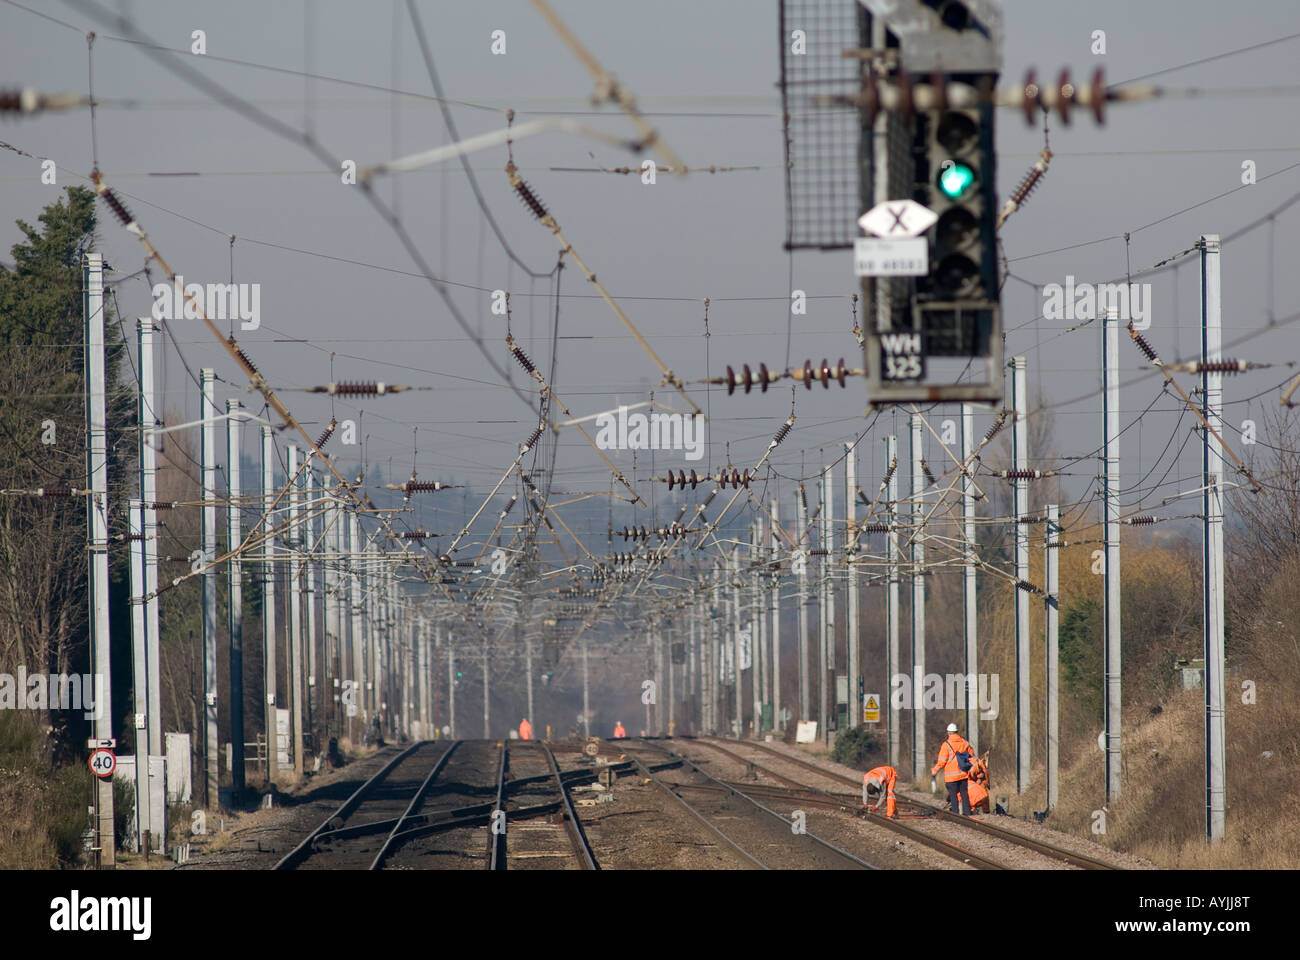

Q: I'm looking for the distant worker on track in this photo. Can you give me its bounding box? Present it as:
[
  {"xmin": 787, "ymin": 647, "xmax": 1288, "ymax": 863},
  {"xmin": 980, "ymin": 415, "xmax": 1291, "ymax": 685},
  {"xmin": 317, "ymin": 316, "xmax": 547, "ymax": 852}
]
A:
[
  {"xmin": 863, "ymin": 765, "xmax": 899, "ymax": 819},
  {"xmin": 519, "ymin": 718, "xmax": 532, "ymax": 741},
  {"xmin": 965, "ymin": 753, "xmax": 990, "ymax": 814},
  {"xmin": 613, "ymin": 721, "xmax": 627, "ymax": 739},
  {"xmin": 932, "ymin": 722, "xmax": 976, "ymax": 816}
]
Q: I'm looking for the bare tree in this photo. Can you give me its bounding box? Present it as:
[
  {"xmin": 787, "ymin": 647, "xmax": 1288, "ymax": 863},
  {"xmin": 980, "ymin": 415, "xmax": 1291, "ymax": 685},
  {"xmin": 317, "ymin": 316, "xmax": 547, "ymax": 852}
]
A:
[{"xmin": 1230, "ymin": 407, "xmax": 1300, "ymax": 567}]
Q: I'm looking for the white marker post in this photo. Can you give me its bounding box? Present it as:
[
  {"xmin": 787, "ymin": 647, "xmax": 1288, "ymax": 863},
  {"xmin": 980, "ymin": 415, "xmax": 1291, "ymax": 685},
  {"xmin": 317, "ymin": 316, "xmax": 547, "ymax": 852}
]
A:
[
  {"xmin": 138, "ymin": 319, "xmax": 163, "ymax": 845},
  {"xmin": 845, "ymin": 442, "xmax": 860, "ymax": 733},
  {"xmin": 769, "ymin": 500, "xmax": 782, "ymax": 735},
  {"xmin": 1046, "ymin": 504, "xmax": 1060, "ymax": 811},
  {"xmin": 910, "ymin": 415, "xmax": 927, "ymax": 782},
  {"xmin": 886, "ymin": 435, "xmax": 901, "ymax": 770},
  {"xmin": 261, "ymin": 425, "xmax": 278, "ymax": 784},
  {"xmin": 1201, "ymin": 234, "xmax": 1226, "ymax": 842},
  {"xmin": 84, "ymin": 253, "xmax": 115, "ymax": 863},
  {"xmin": 200, "ymin": 368, "xmax": 218, "ymax": 808},
  {"xmin": 1102, "ymin": 311, "xmax": 1123, "ymax": 802},
  {"xmin": 227, "ymin": 399, "xmax": 244, "ymax": 799},
  {"xmin": 1013, "ymin": 357, "xmax": 1031, "ymax": 793},
  {"xmin": 962, "ymin": 406, "xmax": 979, "ymax": 750}
]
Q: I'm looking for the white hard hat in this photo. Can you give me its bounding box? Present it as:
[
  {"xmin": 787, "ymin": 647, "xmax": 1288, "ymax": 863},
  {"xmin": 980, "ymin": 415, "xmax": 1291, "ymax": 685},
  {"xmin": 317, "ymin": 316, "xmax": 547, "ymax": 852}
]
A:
[{"xmin": 947, "ymin": 723, "xmax": 958, "ymax": 732}]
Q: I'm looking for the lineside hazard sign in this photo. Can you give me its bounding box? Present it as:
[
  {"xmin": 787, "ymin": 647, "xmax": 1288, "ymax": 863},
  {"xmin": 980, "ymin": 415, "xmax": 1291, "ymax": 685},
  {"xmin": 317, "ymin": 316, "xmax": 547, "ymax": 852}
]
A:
[{"xmin": 863, "ymin": 695, "xmax": 880, "ymax": 724}]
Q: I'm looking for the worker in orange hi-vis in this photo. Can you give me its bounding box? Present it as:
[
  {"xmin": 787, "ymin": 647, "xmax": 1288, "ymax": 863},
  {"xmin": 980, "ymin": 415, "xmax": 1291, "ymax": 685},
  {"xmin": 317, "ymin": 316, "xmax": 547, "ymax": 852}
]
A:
[
  {"xmin": 862, "ymin": 766, "xmax": 899, "ymax": 819},
  {"xmin": 965, "ymin": 754, "xmax": 990, "ymax": 814},
  {"xmin": 613, "ymin": 721, "xmax": 627, "ymax": 739},
  {"xmin": 932, "ymin": 722, "xmax": 976, "ymax": 815},
  {"xmin": 518, "ymin": 718, "xmax": 532, "ymax": 741}
]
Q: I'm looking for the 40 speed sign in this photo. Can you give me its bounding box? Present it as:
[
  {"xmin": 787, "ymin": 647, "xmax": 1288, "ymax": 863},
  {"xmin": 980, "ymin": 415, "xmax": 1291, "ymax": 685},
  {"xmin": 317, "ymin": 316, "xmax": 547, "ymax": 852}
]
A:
[{"xmin": 88, "ymin": 749, "xmax": 116, "ymax": 778}]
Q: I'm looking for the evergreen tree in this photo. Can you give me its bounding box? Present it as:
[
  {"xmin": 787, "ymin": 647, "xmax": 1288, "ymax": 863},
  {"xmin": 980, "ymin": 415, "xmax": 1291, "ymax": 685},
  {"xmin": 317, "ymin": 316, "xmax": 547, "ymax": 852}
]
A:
[{"xmin": 0, "ymin": 185, "xmax": 133, "ymax": 759}]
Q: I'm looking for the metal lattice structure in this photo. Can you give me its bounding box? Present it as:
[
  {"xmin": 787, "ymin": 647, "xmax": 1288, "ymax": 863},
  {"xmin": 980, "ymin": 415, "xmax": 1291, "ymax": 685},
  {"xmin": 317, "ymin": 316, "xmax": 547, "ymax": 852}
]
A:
[
  {"xmin": 779, "ymin": 0, "xmax": 870, "ymax": 250},
  {"xmin": 878, "ymin": 103, "xmax": 916, "ymax": 324}
]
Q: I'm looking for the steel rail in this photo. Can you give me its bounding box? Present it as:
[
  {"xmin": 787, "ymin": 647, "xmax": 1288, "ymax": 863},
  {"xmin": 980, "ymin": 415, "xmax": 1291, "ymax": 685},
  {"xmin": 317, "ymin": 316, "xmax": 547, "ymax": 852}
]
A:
[
  {"xmin": 857, "ymin": 805, "xmax": 1004, "ymax": 870},
  {"xmin": 703, "ymin": 738, "xmax": 1118, "ymax": 871},
  {"xmin": 273, "ymin": 740, "xmax": 427, "ymax": 870},
  {"xmin": 626, "ymin": 739, "xmax": 877, "ymax": 870},
  {"xmin": 369, "ymin": 740, "xmax": 462, "ymax": 869},
  {"xmin": 687, "ymin": 737, "xmax": 1001, "ymax": 870},
  {"xmin": 898, "ymin": 797, "xmax": 1119, "ymax": 870},
  {"xmin": 391, "ymin": 799, "xmax": 563, "ymax": 846},
  {"xmin": 699, "ymin": 737, "xmax": 864, "ymax": 788},
  {"xmin": 374, "ymin": 755, "xmax": 682, "ymax": 851},
  {"xmin": 321, "ymin": 800, "xmax": 566, "ymax": 848},
  {"xmin": 691, "ymin": 737, "xmax": 842, "ymax": 792},
  {"xmin": 314, "ymin": 798, "xmax": 494, "ymax": 843},
  {"xmin": 619, "ymin": 746, "xmax": 767, "ymax": 870},
  {"xmin": 488, "ymin": 742, "xmax": 509, "ymax": 870},
  {"xmin": 540, "ymin": 741, "xmax": 600, "ymax": 870},
  {"xmin": 673, "ymin": 780, "xmax": 856, "ymax": 812}
]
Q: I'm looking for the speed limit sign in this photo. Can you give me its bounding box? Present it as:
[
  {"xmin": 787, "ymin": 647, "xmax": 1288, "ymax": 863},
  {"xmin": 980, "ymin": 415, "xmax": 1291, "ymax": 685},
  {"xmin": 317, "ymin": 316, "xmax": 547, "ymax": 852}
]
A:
[{"xmin": 88, "ymin": 749, "xmax": 116, "ymax": 778}]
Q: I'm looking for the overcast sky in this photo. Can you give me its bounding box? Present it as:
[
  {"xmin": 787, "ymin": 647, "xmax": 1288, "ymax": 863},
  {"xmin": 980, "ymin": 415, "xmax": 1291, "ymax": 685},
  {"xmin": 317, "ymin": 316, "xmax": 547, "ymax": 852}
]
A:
[{"xmin": 3, "ymin": 0, "xmax": 1299, "ymax": 549}]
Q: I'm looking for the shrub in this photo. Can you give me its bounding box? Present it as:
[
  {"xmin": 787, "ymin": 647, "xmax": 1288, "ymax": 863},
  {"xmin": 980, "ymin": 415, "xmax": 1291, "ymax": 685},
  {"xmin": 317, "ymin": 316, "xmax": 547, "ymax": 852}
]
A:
[
  {"xmin": 0, "ymin": 712, "xmax": 91, "ymax": 868},
  {"xmin": 830, "ymin": 726, "xmax": 879, "ymax": 769}
]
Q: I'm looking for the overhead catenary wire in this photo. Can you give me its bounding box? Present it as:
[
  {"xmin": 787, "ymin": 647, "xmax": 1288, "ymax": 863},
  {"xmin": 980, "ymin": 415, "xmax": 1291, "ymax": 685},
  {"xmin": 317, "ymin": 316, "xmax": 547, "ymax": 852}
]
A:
[{"xmin": 9, "ymin": 0, "xmax": 1299, "ymax": 722}]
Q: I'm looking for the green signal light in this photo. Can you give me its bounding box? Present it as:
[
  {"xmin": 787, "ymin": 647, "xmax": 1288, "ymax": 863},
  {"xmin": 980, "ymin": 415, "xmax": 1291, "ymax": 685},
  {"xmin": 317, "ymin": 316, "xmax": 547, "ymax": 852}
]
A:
[{"xmin": 938, "ymin": 161, "xmax": 976, "ymax": 199}]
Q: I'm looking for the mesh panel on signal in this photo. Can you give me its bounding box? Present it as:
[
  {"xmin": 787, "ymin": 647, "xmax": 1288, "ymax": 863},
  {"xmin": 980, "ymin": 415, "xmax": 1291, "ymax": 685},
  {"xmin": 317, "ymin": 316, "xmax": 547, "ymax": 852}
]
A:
[
  {"xmin": 779, "ymin": 0, "xmax": 869, "ymax": 249},
  {"xmin": 882, "ymin": 104, "xmax": 917, "ymax": 321}
]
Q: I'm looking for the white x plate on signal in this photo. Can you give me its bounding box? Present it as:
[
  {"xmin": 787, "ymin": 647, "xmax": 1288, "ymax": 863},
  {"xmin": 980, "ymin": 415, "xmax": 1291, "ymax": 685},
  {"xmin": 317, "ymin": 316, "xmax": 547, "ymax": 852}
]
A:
[{"xmin": 858, "ymin": 199, "xmax": 939, "ymax": 238}]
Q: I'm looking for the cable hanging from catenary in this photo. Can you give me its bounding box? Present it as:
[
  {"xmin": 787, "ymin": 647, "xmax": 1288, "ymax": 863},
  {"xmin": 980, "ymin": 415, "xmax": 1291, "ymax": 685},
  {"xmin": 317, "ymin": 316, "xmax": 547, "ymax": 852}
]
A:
[{"xmin": 505, "ymin": 162, "xmax": 702, "ymax": 418}]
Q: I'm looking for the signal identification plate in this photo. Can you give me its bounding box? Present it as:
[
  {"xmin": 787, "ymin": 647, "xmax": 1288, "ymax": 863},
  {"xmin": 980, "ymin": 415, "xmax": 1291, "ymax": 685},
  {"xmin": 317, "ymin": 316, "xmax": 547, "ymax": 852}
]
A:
[{"xmin": 854, "ymin": 237, "xmax": 928, "ymax": 277}]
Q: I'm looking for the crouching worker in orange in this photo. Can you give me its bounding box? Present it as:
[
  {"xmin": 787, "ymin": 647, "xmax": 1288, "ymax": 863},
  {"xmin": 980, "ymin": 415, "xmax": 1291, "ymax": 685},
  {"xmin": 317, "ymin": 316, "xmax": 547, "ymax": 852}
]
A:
[
  {"xmin": 613, "ymin": 721, "xmax": 627, "ymax": 739},
  {"xmin": 518, "ymin": 718, "xmax": 532, "ymax": 741},
  {"xmin": 863, "ymin": 766, "xmax": 899, "ymax": 819},
  {"xmin": 965, "ymin": 755, "xmax": 989, "ymax": 814}
]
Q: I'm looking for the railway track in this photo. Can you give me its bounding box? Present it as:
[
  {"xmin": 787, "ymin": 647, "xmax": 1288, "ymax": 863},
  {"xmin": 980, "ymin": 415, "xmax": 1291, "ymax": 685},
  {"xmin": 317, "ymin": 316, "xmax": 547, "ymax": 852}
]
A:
[
  {"xmin": 275, "ymin": 739, "xmax": 601, "ymax": 870},
  {"xmin": 684, "ymin": 737, "xmax": 1004, "ymax": 869},
  {"xmin": 618, "ymin": 738, "xmax": 879, "ymax": 870},
  {"xmin": 693, "ymin": 737, "xmax": 1119, "ymax": 871},
  {"xmin": 493, "ymin": 740, "xmax": 599, "ymax": 870},
  {"xmin": 275, "ymin": 736, "xmax": 1100, "ymax": 871},
  {"xmin": 275, "ymin": 740, "xmax": 456, "ymax": 870}
]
